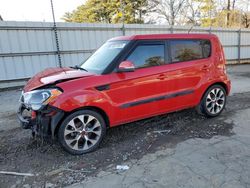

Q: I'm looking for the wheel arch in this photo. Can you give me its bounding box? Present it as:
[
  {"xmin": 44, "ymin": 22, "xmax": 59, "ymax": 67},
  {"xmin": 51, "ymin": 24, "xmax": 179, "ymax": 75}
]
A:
[
  {"xmin": 199, "ymin": 82, "xmax": 228, "ymax": 103},
  {"xmin": 205, "ymin": 82, "xmax": 229, "ymax": 97},
  {"xmin": 212, "ymin": 82, "xmax": 229, "ymax": 95},
  {"xmin": 196, "ymin": 82, "xmax": 227, "ymax": 117},
  {"xmin": 52, "ymin": 106, "xmax": 110, "ymax": 138}
]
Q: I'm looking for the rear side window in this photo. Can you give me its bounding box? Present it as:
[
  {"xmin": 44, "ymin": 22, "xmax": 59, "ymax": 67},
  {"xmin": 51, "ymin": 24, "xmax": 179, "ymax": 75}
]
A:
[
  {"xmin": 126, "ymin": 44, "xmax": 165, "ymax": 69},
  {"xmin": 170, "ymin": 40, "xmax": 211, "ymax": 63}
]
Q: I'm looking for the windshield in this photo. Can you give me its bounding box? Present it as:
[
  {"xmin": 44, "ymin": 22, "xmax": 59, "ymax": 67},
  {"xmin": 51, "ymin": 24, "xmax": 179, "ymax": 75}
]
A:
[{"xmin": 80, "ymin": 40, "xmax": 129, "ymax": 74}]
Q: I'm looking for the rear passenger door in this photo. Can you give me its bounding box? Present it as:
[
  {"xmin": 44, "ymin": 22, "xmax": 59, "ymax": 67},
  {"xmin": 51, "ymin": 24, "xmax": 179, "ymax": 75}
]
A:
[{"xmin": 159, "ymin": 39, "xmax": 212, "ymax": 111}]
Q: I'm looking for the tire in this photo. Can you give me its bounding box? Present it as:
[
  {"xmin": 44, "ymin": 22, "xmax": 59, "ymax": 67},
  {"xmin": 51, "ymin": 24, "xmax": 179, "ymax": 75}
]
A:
[
  {"xmin": 197, "ymin": 85, "xmax": 227, "ymax": 118},
  {"xmin": 58, "ymin": 110, "xmax": 106, "ymax": 155}
]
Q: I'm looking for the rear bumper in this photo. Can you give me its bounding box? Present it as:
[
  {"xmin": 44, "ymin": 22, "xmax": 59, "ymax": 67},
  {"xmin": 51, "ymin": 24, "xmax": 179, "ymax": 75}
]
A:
[{"xmin": 17, "ymin": 104, "xmax": 65, "ymax": 138}]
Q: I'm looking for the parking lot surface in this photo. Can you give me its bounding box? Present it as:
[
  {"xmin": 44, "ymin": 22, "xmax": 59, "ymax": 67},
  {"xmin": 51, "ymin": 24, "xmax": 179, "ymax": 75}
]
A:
[{"xmin": 0, "ymin": 64, "xmax": 250, "ymax": 188}]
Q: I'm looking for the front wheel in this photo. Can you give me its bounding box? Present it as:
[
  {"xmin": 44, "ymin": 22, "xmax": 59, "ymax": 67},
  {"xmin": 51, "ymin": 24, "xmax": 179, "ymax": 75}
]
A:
[
  {"xmin": 197, "ymin": 85, "xmax": 227, "ymax": 117},
  {"xmin": 58, "ymin": 110, "xmax": 106, "ymax": 155}
]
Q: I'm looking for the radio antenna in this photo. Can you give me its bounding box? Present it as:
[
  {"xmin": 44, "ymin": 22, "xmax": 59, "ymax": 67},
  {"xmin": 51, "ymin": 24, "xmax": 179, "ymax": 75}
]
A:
[{"xmin": 188, "ymin": 25, "xmax": 194, "ymax": 34}]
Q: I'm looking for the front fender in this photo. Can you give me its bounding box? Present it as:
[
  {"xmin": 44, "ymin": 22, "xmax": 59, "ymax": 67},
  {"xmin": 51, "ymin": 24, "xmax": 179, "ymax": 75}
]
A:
[{"xmin": 49, "ymin": 88, "xmax": 114, "ymax": 122}]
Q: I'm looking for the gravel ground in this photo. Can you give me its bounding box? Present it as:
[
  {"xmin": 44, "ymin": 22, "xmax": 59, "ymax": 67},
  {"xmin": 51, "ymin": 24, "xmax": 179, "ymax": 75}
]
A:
[{"xmin": 0, "ymin": 64, "xmax": 249, "ymax": 188}]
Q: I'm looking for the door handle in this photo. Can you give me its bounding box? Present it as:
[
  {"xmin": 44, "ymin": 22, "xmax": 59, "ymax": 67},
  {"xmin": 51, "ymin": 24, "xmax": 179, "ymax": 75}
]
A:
[
  {"xmin": 201, "ymin": 65, "xmax": 210, "ymax": 71},
  {"xmin": 157, "ymin": 74, "xmax": 165, "ymax": 80}
]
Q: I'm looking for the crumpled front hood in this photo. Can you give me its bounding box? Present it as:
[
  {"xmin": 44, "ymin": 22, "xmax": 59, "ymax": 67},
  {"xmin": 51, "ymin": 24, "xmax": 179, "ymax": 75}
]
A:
[{"xmin": 23, "ymin": 67, "xmax": 94, "ymax": 92}]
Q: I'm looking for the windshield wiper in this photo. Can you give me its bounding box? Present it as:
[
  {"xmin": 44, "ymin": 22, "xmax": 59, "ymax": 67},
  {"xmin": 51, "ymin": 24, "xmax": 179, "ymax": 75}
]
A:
[{"xmin": 70, "ymin": 65, "xmax": 88, "ymax": 72}]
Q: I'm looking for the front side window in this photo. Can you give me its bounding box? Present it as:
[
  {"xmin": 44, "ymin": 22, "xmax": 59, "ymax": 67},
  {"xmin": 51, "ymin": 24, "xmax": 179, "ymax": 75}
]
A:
[
  {"xmin": 126, "ymin": 44, "xmax": 165, "ymax": 69},
  {"xmin": 81, "ymin": 40, "xmax": 129, "ymax": 74},
  {"xmin": 170, "ymin": 40, "xmax": 211, "ymax": 63}
]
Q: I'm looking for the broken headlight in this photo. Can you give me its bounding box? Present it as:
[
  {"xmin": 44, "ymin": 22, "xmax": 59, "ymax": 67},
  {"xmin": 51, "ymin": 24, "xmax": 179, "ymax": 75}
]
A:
[{"xmin": 22, "ymin": 88, "xmax": 62, "ymax": 110}]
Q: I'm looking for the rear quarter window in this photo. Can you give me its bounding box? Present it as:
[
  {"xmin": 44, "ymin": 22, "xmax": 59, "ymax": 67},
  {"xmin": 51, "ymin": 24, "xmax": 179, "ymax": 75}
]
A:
[{"xmin": 170, "ymin": 39, "xmax": 211, "ymax": 63}]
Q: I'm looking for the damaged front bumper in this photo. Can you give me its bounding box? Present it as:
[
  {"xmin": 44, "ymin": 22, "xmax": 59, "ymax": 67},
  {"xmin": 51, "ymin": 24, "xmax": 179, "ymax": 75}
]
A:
[
  {"xmin": 17, "ymin": 104, "xmax": 38, "ymax": 131},
  {"xmin": 17, "ymin": 104, "xmax": 64, "ymax": 138}
]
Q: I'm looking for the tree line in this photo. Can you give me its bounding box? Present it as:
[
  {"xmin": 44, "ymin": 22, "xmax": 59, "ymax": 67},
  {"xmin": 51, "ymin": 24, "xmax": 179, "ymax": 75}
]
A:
[{"xmin": 62, "ymin": 0, "xmax": 250, "ymax": 28}]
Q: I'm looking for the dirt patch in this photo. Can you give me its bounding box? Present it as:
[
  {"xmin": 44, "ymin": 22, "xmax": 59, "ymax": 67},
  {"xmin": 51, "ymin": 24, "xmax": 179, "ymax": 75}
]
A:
[
  {"xmin": 232, "ymin": 72, "xmax": 250, "ymax": 78},
  {"xmin": 0, "ymin": 92, "xmax": 250, "ymax": 187},
  {"xmin": 0, "ymin": 112, "xmax": 17, "ymax": 119}
]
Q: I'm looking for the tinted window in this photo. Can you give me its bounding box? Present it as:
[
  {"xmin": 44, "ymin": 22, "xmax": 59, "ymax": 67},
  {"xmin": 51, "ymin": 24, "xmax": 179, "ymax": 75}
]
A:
[
  {"xmin": 126, "ymin": 44, "xmax": 165, "ymax": 68},
  {"xmin": 202, "ymin": 40, "xmax": 211, "ymax": 58},
  {"xmin": 170, "ymin": 40, "xmax": 211, "ymax": 63}
]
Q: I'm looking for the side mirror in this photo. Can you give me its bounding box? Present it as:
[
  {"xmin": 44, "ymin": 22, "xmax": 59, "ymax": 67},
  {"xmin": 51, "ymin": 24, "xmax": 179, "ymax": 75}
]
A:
[{"xmin": 118, "ymin": 61, "xmax": 135, "ymax": 72}]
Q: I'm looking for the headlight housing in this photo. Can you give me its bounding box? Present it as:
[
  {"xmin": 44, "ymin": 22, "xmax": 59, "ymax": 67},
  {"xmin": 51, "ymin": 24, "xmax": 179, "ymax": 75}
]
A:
[{"xmin": 22, "ymin": 88, "xmax": 62, "ymax": 110}]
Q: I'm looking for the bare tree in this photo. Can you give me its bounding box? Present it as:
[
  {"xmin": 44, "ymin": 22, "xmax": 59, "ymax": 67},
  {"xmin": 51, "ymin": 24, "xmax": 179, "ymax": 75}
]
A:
[
  {"xmin": 226, "ymin": 0, "xmax": 236, "ymax": 26},
  {"xmin": 184, "ymin": 0, "xmax": 203, "ymax": 25},
  {"xmin": 146, "ymin": 0, "xmax": 250, "ymax": 28},
  {"xmin": 226, "ymin": 0, "xmax": 231, "ymax": 26},
  {"xmin": 242, "ymin": 12, "xmax": 250, "ymax": 28},
  {"xmin": 150, "ymin": 0, "xmax": 187, "ymax": 25},
  {"xmin": 239, "ymin": 0, "xmax": 250, "ymax": 28}
]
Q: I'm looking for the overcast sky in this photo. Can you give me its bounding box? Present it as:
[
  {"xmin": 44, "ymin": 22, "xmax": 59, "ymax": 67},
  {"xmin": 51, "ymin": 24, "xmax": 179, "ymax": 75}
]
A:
[{"xmin": 0, "ymin": 0, "xmax": 85, "ymax": 22}]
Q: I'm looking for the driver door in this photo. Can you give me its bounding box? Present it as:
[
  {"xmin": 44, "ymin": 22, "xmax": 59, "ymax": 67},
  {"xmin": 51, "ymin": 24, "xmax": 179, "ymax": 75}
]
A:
[{"xmin": 105, "ymin": 40, "xmax": 168, "ymax": 124}]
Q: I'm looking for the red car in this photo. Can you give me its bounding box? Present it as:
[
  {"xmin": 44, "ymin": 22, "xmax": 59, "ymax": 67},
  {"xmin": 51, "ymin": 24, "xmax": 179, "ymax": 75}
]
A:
[{"xmin": 18, "ymin": 34, "xmax": 231, "ymax": 155}]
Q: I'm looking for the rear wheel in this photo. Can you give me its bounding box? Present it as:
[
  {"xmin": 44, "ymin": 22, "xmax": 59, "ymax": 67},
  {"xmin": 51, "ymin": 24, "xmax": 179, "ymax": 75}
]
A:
[
  {"xmin": 58, "ymin": 110, "xmax": 106, "ymax": 155},
  {"xmin": 197, "ymin": 85, "xmax": 227, "ymax": 117}
]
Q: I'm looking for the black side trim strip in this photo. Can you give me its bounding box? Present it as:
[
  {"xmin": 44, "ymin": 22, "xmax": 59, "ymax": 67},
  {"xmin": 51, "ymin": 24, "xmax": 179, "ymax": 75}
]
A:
[
  {"xmin": 120, "ymin": 89, "xmax": 194, "ymax": 109},
  {"xmin": 95, "ymin": 84, "xmax": 110, "ymax": 91}
]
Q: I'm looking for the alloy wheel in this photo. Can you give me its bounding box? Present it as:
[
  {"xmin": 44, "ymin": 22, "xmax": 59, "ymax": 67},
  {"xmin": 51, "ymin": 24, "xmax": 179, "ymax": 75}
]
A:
[
  {"xmin": 205, "ymin": 88, "xmax": 225, "ymax": 115},
  {"xmin": 64, "ymin": 114, "xmax": 102, "ymax": 151}
]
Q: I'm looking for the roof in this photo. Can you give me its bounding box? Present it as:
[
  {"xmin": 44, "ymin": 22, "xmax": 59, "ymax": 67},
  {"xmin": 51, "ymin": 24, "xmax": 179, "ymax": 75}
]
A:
[{"xmin": 110, "ymin": 33, "xmax": 217, "ymax": 41}]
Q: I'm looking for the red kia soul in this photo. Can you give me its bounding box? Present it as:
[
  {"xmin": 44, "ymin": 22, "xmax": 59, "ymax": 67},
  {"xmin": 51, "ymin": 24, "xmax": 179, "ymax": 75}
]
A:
[{"xmin": 18, "ymin": 34, "xmax": 231, "ymax": 155}]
